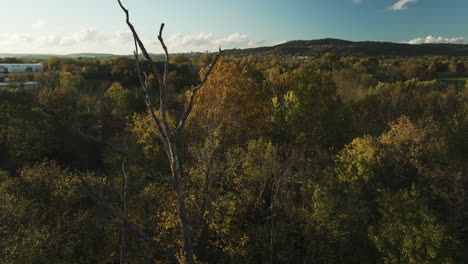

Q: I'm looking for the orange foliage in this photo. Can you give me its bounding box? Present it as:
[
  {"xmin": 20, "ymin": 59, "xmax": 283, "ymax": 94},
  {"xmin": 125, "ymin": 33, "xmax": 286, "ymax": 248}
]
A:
[{"xmin": 187, "ymin": 57, "xmax": 270, "ymax": 143}]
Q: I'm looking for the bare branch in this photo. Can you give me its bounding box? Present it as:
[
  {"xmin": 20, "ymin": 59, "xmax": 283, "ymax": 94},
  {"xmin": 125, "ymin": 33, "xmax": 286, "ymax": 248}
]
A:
[
  {"xmin": 116, "ymin": 2, "xmax": 221, "ymax": 262},
  {"xmin": 158, "ymin": 23, "xmax": 170, "ymax": 84},
  {"xmin": 195, "ymin": 48, "xmax": 223, "ymax": 92},
  {"xmin": 117, "ymin": 0, "xmax": 163, "ymax": 81},
  {"xmin": 147, "ymin": 106, "xmax": 170, "ymax": 151},
  {"xmin": 77, "ymin": 173, "xmax": 179, "ymax": 264},
  {"xmin": 118, "ymin": 0, "xmax": 172, "ymax": 145},
  {"xmin": 132, "ymin": 53, "xmax": 147, "ymax": 104},
  {"xmin": 157, "ymin": 23, "xmax": 171, "ymax": 138},
  {"xmin": 133, "ymin": 39, "xmax": 149, "ymax": 103},
  {"xmin": 132, "ymin": 36, "xmax": 170, "ymax": 152},
  {"xmin": 175, "ymin": 49, "xmax": 223, "ymax": 136}
]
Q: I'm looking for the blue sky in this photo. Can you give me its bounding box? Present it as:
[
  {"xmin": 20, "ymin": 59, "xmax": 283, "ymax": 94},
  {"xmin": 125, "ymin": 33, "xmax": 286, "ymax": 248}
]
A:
[{"xmin": 1, "ymin": 0, "xmax": 467, "ymax": 54}]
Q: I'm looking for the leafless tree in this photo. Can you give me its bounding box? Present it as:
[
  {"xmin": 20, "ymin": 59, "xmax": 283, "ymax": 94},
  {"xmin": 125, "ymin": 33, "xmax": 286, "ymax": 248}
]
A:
[
  {"xmin": 115, "ymin": 1, "xmax": 222, "ymax": 263},
  {"xmin": 25, "ymin": 1, "xmax": 221, "ymax": 261}
]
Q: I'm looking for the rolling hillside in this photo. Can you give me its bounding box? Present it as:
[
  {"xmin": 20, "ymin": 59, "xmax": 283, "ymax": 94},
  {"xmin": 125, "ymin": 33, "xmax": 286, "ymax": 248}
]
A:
[
  {"xmin": 223, "ymin": 38, "xmax": 468, "ymax": 57},
  {"xmin": 3, "ymin": 39, "xmax": 468, "ymax": 59}
]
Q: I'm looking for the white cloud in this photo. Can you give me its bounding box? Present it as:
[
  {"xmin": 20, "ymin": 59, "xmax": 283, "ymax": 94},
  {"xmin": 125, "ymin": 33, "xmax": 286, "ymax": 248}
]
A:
[
  {"xmin": 214, "ymin": 33, "xmax": 252, "ymax": 47},
  {"xmin": 7, "ymin": 33, "xmax": 33, "ymax": 44},
  {"xmin": 0, "ymin": 27, "xmax": 134, "ymax": 54},
  {"xmin": 388, "ymin": 0, "xmax": 418, "ymax": 11},
  {"xmin": 31, "ymin": 19, "xmax": 45, "ymax": 29},
  {"xmin": 0, "ymin": 28, "xmax": 276, "ymax": 55},
  {"xmin": 405, "ymin": 35, "xmax": 467, "ymax": 45},
  {"xmin": 352, "ymin": 0, "xmax": 364, "ymax": 4},
  {"xmin": 166, "ymin": 32, "xmax": 214, "ymax": 49},
  {"xmin": 110, "ymin": 29, "xmax": 134, "ymax": 44},
  {"xmin": 164, "ymin": 32, "xmax": 277, "ymax": 52},
  {"xmin": 57, "ymin": 27, "xmax": 122, "ymax": 46},
  {"xmin": 37, "ymin": 34, "xmax": 61, "ymax": 46}
]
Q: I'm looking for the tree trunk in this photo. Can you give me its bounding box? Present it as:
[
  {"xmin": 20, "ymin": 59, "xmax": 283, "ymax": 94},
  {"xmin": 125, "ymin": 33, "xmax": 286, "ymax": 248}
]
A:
[
  {"xmin": 169, "ymin": 142, "xmax": 195, "ymax": 264},
  {"xmin": 121, "ymin": 161, "xmax": 128, "ymax": 264}
]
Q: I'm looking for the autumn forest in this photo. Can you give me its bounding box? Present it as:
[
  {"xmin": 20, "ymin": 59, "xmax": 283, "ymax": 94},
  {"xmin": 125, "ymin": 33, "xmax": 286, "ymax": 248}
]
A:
[{"xmin": 1, "ymin": 2, "xmax": 467, "ymax": 264}]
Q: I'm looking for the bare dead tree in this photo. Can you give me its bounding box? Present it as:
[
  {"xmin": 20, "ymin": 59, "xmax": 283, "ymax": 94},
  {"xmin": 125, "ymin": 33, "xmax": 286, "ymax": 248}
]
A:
[
  {"xmin": 21, "ymin": 1, "xmax": 220, "ymax": 261},
  {"xmin": 116, "ymin": 1, "xmax": 222, "ymax": 263}
]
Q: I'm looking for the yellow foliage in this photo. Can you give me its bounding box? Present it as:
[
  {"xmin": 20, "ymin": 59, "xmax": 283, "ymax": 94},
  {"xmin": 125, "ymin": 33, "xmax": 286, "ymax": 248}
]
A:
[{"xmin": 336, "ymin": 136, "xmax": 382, "ymax": 184}]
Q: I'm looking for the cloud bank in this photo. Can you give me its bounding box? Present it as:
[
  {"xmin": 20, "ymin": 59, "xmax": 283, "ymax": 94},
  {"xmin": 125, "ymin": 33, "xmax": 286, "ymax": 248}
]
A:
[
  {"xmin": 405, "ymin": 35, "xmax": 467, "ymax": 45},
  {"xmin": 0, "ymin": 27, "xmax": 276, "ymax": 55},
  {"xmin": 0, "ymin": 27, "xmax": 134, "ymax": 54},
  {"xmin": 164, "ymin": 32, "xmax": 279, "ymax": 52}
]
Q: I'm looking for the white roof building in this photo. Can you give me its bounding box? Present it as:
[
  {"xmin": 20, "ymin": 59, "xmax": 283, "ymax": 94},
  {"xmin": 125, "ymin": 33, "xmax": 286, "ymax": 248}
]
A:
[
  {"xmin": 0, "ymin": 63, "xmax": 43, "ymax": 73},
  {"xmin": 0, "ymin": 81, "xmax": 40, "ymax": 90}
]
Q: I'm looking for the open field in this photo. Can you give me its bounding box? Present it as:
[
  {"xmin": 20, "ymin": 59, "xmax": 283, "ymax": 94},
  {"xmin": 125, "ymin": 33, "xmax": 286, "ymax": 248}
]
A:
[{"xmin": 437, "ymin": 76, "xmax": 468, "ymax": 81}]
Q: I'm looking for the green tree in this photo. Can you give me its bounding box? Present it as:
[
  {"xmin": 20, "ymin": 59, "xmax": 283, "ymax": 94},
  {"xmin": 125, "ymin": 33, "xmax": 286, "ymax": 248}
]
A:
[
  {"xmin": 104, "ymin": 82, "xmax": 141, "ymax": 119},
  {"xmin": 370, "ymin": 187, "xmax": 455, "ymax": 264},
  {"xmin": 0, "ymin": 161, "xmax": 104, "ymax": 264},
  {"xmin": 271, "ymin": 64, "xmax": 353, "ymax": 151},
  {"xmin": 59, "ymin": 71, "xmax": 85, "ymax": 91}
]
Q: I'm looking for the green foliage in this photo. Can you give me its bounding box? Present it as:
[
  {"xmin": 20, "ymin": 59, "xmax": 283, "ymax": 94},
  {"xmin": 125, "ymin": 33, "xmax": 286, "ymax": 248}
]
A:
[
  {"xmin": 333, "ymin": 116, "xmax": 465, "ymax": 263},
  {"xmin": 104, "ymin": 82, "xmax": 139, "ymax": 119},
  {"xmin": 34, "ymin": 71, "xmax": 60, "ymax": 89},
  {"xmin": 4, "ymin": 71, "xmax": 34, "ymax": 85},
  {"xmin": 0, "ymin": 89, "xmax": 51, "ymax": 168},
  {"xmin": 336, "ymin": 135, "xmax": 382, "ymax": 185},
  {"xmin": 59, "ymin": 71, "xmax": 85, "ymax": 91},
  {"xmin": 370, "ymin": 187, "xmax": 455, "ymax": 264},
  {"xmin": 170, "ymin": 54, "xmax": 191, "ymax": 65},
  {"xmin": 271, "ymin": 64, "xmax": 353, "ymax": 150},
  {"xmin": 332, "ymin": 68, "xmax": 377, "ymax": 103},
  {"xmin": 0, "ymin": 161, "xmax": 103, "ymax": 263}
]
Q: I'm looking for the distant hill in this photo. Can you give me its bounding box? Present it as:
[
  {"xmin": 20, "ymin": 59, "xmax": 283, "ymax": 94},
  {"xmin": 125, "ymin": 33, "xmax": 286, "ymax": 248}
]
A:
[
  {"xmin": 65, "ymin": 53, "xmax": 118, "ymax": 58},
  {"xmin": 0, "ymin": 53, "xmax": 119, "ymax": 59},
  {"xmin": 223, "ymin": 38, "xmax": 468, "ymax": 57},
  {"xmin": 3, "ymin": 39, "xmax": 468, "ymax": 59},
  {"xmin": 0, "ymin": 53, "xmax": 58, "ymax": 59}
]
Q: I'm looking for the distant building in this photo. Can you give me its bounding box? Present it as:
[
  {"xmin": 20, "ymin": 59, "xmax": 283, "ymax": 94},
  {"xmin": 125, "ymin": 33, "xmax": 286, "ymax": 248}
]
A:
[
  {"xmin": 0, "ymin": 81, "xmax": 41, "ymax": 90},
  {"xmin": 0, "ymin": 63, "xmax": 43, "ymax": 87},
  {"xmin": 0, "ymin": 63, "xmax": 44, "ymax": 75},
  {"xmin": 293, "ymin": 55, "xmax": 310, "ymax": 60}
]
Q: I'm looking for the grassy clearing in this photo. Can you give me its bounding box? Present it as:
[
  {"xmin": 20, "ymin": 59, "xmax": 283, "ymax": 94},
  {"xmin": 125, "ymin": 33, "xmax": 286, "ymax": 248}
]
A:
[
  {"xmin": 435, "ymin": 72, "xmax": 468, "ymax": 83},
  {"xmin": 437, "ymin": 76, "xmax": 468, "ymax": 81}
]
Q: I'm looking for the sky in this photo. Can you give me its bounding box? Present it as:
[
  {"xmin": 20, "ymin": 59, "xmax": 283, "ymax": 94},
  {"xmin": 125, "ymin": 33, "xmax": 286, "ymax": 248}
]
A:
[{"xmin": 1, "ymin": 0, "xmax": 467, "ymax": 55}]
